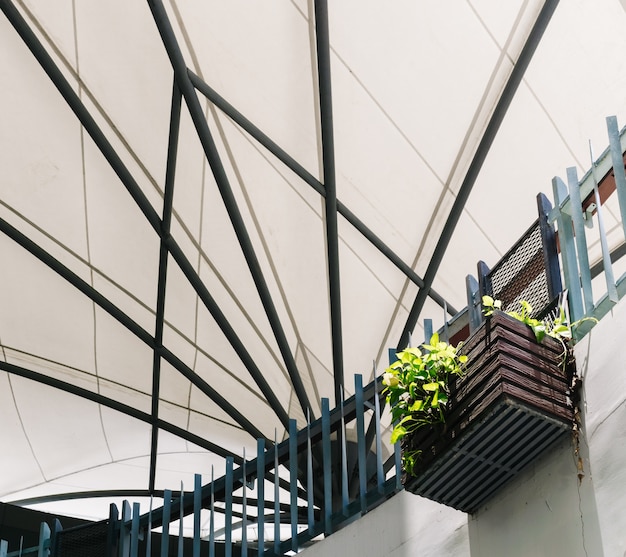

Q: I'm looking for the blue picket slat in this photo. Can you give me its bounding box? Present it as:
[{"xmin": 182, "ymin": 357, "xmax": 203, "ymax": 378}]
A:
[
  {"xmin": 209, "ymin": 468, "xmax": 215, "ymax": 557},
  {"xmin": 289, "ymin": 419, "xmax": 299, "ymax": 552},
  {"xmin": 552, "ymin": 176, "xmax": 584, "ymax": 321},
  {"xmin": 273, "ymin": 431, "xmax": 280, "ymax": 555},
  {"xmin": 161, "ymin": 490, "xmax": 172, "ymax": 557},
  {"xmin": 256, "ymin": 439, "xmax": 265, "ymax": 556},
  {"xmin": 321, "ymin": 397, "xmax": 332, "ymax": 535},
  {"xmin": 225, "ymin": 457, "xmax": 234, "ymax": 557},
  {"xmin": 566, "ymin": 166, "xmax": 594, "ymax": 314},
  {"xmin": 355, "ymin": 374, "xmax": 367, "ymax": 514},
  {"xmin": 306, "ymin": 413, "xmax": 315, "ymax": 532},
  {"xmin": 193, "ymin": 474, "xmax": 201, "ymax": 557},
  {"xmin": 242, "ymin": 449, "xmax": 248, "ymax": 557},
  {"xmin": 178, "ymin": 483, "xmax": 184, "ymax": 557},
  {"xmin": 607, "ymin": 115, "xmax": 626, "ymax": 239},
  {"xmin": 120, "ymin": 500, "xmax": 131, "ymax": 557},
  {"xmin": 131, "ymin": 502, "xmax": 140, "ymax": 557},
  {"xmin": 373, "ymin": 366, "xmax": 384, "ymax": 494}
]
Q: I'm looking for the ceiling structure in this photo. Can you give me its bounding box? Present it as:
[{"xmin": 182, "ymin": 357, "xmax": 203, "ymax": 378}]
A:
[{"xmin": 2, "ymin": 0, "xmax": 626, "ymax": 523}]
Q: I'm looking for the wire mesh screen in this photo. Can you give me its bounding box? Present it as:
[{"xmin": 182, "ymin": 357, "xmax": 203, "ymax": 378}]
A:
[
  {"xmin": 483, "ymin": 219, "xmax": 554, "ymax": 318},
  {"xmin": 54, "ymin": 520, "xmax": 111, "ymax": 557}
]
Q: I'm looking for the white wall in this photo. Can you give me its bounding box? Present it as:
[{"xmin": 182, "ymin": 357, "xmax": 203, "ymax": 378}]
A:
[
  {"xmin": 300, "ymin": 491, "xmax": 470, "ymax": 557},
  {"xmin": 302, "ymin": 299, "xmax": 626, "ymax": 557}
]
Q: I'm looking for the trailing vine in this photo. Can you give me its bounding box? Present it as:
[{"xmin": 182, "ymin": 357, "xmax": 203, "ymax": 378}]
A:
[{"xmin": 382, "ymin": 333, "xmax": 466, "ymax": 475}]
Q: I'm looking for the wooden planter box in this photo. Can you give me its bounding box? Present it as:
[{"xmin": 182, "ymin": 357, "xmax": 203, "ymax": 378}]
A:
[{"xmin": 403, "ymin": 312, "xmax": 575, "ymax": 513}]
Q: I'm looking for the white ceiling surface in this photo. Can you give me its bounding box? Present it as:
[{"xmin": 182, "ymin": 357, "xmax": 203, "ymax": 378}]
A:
[{"xmin": 1, "ymin": 0, "xmax": 626, "ymax": 521}]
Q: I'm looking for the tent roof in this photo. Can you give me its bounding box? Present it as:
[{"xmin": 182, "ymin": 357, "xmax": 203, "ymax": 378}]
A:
[{"xmin": 2, "ymin": 0, "xmax": 626, "ymax": 521}]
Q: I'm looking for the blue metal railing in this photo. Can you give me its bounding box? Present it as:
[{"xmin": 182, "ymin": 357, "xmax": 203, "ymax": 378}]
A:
[
  {"xmin": 549, "ymin": 115, "xmax": 626, "ymax": 338},
  {"xmin": 14, "ymin": 374, "xmax": 400, "ymax": 557}
]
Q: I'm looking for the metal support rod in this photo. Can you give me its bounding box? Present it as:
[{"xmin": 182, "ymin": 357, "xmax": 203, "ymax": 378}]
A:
[
  {"xmin": 314, "ymin": 0, "xmax": 344, "ymax": 405},
  {"xmin": 149, "ymin": 79, "xmax": 182, "ymax": 493},
  {"xmin": 397, "ymin": 0, "xmax": 560, "ymax": 349},
  {"xmin": 189, "ymin": 72, "xmax": 457, "ymax": 316},
  {"xmin": 147, "ymin": 0, "xmax": 312, "ymax": 418}
]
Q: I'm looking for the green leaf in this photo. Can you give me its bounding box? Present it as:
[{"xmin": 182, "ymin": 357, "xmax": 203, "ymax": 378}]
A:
[
  {"xmin": 409, "ymin": 400, "xmax": 423, "ymax": 412},
  {"xmin": 390, "ymin": 424, "xmax": 407, "ymax": 444},
  {"xmin": 423, "ymin": 382, "xmax": 439, "ymax": 392}
]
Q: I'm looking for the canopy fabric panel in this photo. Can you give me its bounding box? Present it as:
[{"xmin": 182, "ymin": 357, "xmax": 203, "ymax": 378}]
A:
[{"xmin": 2, "ymin": 0, "xmax": 626, "ymax": 521}]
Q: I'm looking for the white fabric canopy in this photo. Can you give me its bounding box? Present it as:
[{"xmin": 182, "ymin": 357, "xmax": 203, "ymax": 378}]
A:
[{"xmin": 2, "ymin": 0, "xmax": 626, "ymax": 521}]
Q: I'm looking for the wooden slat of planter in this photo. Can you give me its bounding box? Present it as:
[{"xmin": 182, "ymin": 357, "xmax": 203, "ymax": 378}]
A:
[
  {"xmin": 460, "ymin": 313, "xmax": 565, "ymax": 365},
  {"xmin": 451, "ymin": 359, "xmax": 571, "ymax": 423}
]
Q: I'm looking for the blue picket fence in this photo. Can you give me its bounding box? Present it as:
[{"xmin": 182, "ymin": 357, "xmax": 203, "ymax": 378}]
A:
[{"xmin": 5, "ymin": 374, "xmax": 400, "ymax": 557}]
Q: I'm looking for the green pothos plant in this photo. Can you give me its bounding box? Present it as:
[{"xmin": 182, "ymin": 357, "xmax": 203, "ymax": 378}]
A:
[{"xmin": 382, "ymin": 333, "xmax": 467, "ymax": 476}]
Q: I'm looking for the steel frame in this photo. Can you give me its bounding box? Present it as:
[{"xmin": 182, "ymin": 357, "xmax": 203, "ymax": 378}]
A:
[{"xmin": 0, "ymin": 0, "xmax": 558, "ymax": 521}]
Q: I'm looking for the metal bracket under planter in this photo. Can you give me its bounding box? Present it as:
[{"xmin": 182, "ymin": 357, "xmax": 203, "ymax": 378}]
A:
[{"xmin": 403, "ymin": 312, "xmax": 575, "ymax": 513}]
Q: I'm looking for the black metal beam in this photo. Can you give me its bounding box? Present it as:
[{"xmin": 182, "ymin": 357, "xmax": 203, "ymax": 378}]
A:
[
  {"xmin": 147, "ymin": 0, "xmax": 313, "ymax": 420},
  {"xmin": 149, "ymin": 80, "xmax": 183, "ymax": 493},
  {"xmin": 0, "ymin": 0, "xmax": 291, "ymax": 430},
  {"xmin": 0, "ymin": 360, "xmax": 241, "ymax": 462},
  {"xmin": 397, "ymin": 0, "xmax": 560, "ymax": 349},
  {"xmin": 314, "ymin": 0, "xmax": 344, "ymax": 406},
  {"xmin": 9, "ymin": 490, "xmax": 159, "ymax": 506},
  {"xmin": 0, "ymin": 214, "xmax": 267, "ymax": 442},
  {"xmin": 189, "ymin": 71, "xmax": 458, "ymax": 318}
]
